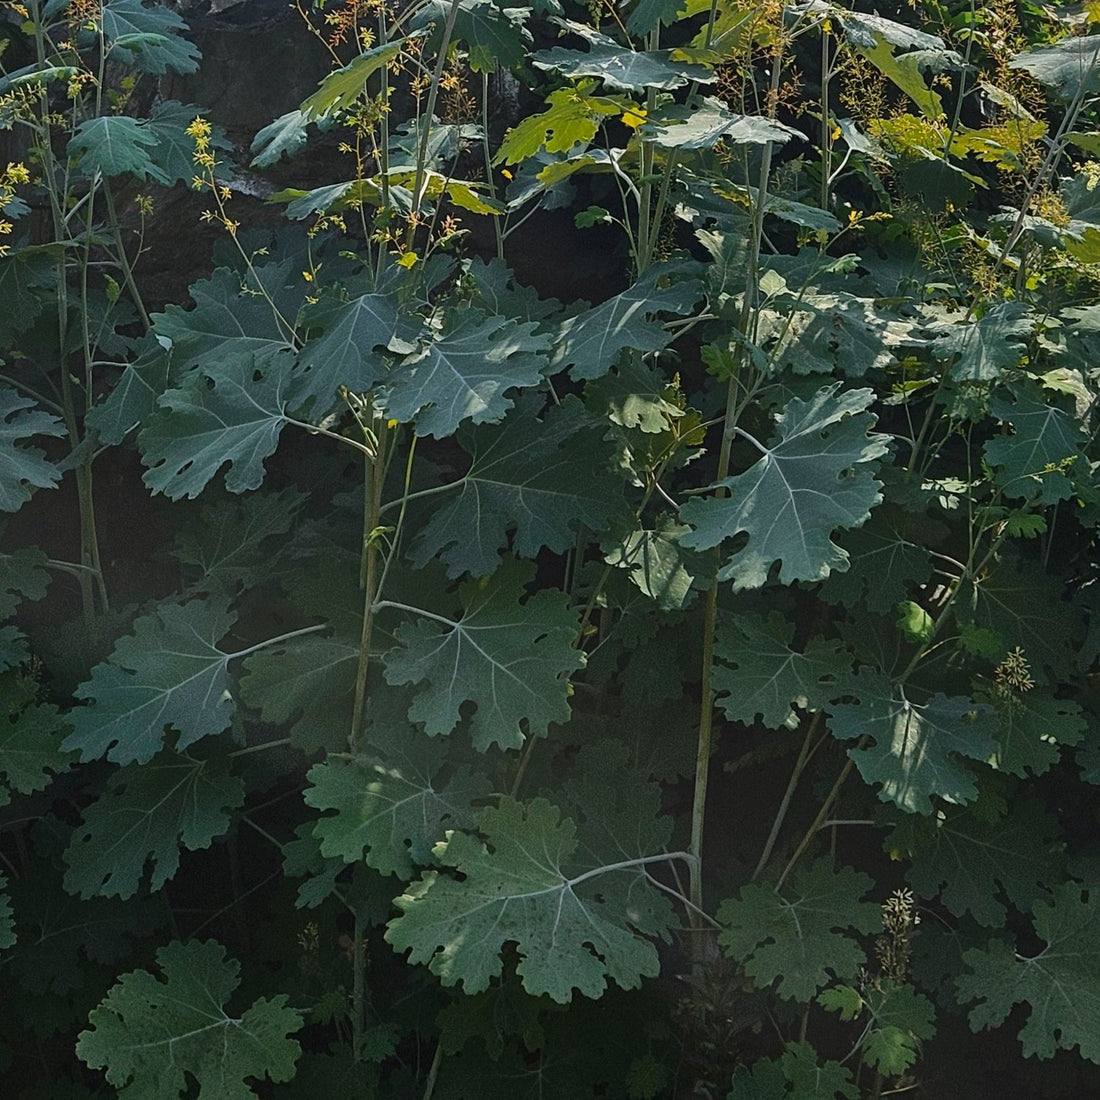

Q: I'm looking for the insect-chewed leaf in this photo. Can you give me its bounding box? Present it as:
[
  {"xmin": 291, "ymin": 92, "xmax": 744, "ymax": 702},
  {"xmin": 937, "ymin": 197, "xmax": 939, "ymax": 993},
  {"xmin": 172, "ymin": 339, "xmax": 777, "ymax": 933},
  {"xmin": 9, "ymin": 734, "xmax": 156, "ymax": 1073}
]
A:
[
  {"xmin": 495, "ymin": 82, "xmax": 623, "ymax": 164},
  {"xmin": 382, "ymin": 558, "xmax": 584, "ymax": 750},
  {"xmin": 989, "ymin": 692, "xmax": 1086, "ymax": 778},
  {"xmin": 551, "ymin": 261, "xmax": 703, "ymax": 380},
  {"xmin": 711, "ymin": 613, "xmax": 855, "ymax": 729},
  {"xmin": 76, "ymin": 939, "xmax": 301, "ymax": 1095},
  {"xmin": 958, "ymin": 885, "xmax": 1100, "ymax": 1062},
  {"xmin": 891, "ymin": 799, "xmax": 1064, "ymax": 926},
  {"xmin": 413, "ymin": 0, "xmax": 532, "ymax": 72},
  {"xmin": 139, "ymin": 356, "xmax": 294, "ymax": 499},
  {"xmin": 63, "ymin": 749, "xmax": 244, "ymax": 899},
  {"xmin": 730, "ymin": 1041, "xmax": 859, "ymax": 1099},
  {"xmin": 386, "ymin": 796, "xmax": 674, "ymax": 1002},
  {"xmin": 0, "ymin": 388, "xmax": 66, "ymax": 513},
  {"xmin": 86, "ymin": 334, "xmax": 172, "ymax": 446},
  {"xmin": 827, "ymin": 671, "xmax": 998, "ymax": 813},
  {"xmin": 642, "ymin": 97, "xmax": 798, "ymax": 150},
  {"xmin": 409, "ymin": 394, "xmax": 628, "ymax": 577},
  {"xmin": 62, "ymin": 596, "xmax": 237, "ymax": 765},
  {"xmin": 680, "ymin": 385, "xmax": 889, "ymax": 589},
  {"xmin": 0, "ymin": 545, "xmax": 51, "ymax": 617},
  {"xmin": 379, "ymin": 309, "xmax": 550, "ymax": 438},
  {"xmin": 718, "ymin": 858, "xmax": 882, "ymax": 1002}
]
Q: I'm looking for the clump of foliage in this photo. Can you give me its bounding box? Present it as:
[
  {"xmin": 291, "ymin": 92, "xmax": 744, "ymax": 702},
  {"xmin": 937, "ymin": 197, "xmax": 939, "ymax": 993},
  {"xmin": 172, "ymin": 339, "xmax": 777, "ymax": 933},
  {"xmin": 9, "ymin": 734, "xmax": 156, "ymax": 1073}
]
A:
[{"xmin": 2, "ymin": 0, "xmax": 1100, "ymax": 1094}]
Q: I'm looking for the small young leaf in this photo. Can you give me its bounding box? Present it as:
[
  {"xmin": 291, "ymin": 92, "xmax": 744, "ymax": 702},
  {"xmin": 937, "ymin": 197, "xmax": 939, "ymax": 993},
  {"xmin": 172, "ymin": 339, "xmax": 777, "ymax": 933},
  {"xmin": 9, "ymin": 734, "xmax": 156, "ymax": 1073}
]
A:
[{"xmin": 76, "ymin": 939, "xmax": 301, "ymax": 1096}]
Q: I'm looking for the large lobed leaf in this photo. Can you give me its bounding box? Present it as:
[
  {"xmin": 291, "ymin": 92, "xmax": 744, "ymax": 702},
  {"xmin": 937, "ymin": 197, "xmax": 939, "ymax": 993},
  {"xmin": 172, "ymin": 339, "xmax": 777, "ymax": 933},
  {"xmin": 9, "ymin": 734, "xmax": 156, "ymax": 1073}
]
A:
[
  {"xmin": 680, "ymin": 385, "xmax": 889, "ymax": 589},
  {"xmin": 63, "ymin": 749, "xmax": 244, "ymax": 899},
  {"xmin": 711, "ymin": 613, "xmax": 854, "ymax": 729},
  {"xmin": 381, "ymin": 309, "xmax": 550, "ymax": 438},
  {"xmin": 386, "ymin": 797, "xmax": 674, "ymax": 1002},
  {"xmin": 304, "ymin": 734, "xmax": 492, "ymax": 878},
  {"xmin": 827, "ymin": 672, "xmax": 998, "ymax": 814},
  {"xmin": 0, "ymin": 389, "xmax": 66, "ymax": 513},
  {"xmin": 63, "ymin": 597, "xmax": 237, "ymax": 765},
  {"xmin": 76, "ymin": 939, "xmax": 301, "ymax": 1098},
  {"xmin": 718, "ymin": 858, "xmax": 882, "ymax": 1001},
  {"xmin": 958, "ymin": 885, "xmax": 1100, "ymax": 1062},
  {"xmin": 408, "ymin": 394, "xmax": 628, "ymax": 577},
  {"xmin": 382, "ymin": 558, "xmax": 584, "ymax": 750}
]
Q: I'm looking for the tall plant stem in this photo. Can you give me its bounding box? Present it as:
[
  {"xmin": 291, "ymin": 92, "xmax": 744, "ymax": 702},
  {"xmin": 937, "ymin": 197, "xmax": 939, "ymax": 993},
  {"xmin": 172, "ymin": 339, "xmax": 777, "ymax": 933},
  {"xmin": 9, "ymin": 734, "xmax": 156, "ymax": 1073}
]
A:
[
  {"xmin": 350, "ymin": 414, "xmax": 389, "ymax": 751},
  {"xmin": 688, "ymin": 40, "xmax": 786, "ymax": 945},
  {"xmin": 480, "ymin": 70, "xmax": 504, "ymax": 261},
  {"xmin": 776, "ymin": 754, "xmax": 856, "ymax": 890},
  {"xmin": 352, "ymin": 911, "xmax": 366, "ymax": 1062}
]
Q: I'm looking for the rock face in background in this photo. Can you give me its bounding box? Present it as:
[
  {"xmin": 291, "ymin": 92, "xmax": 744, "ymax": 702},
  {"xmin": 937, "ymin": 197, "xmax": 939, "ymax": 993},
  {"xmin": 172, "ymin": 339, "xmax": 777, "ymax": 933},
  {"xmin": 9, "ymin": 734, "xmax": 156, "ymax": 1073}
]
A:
[{"xmin": 124, "ymin": 0, "xmax": 625, "ymax": 305}]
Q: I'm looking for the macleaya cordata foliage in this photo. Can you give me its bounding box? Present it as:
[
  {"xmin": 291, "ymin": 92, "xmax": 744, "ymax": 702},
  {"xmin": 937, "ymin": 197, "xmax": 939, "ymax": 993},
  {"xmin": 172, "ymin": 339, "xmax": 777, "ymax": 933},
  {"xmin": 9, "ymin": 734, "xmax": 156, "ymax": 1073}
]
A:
[{"xmin": 2, "ymin": 0, "xmax": 1100, "ymax": 1093}]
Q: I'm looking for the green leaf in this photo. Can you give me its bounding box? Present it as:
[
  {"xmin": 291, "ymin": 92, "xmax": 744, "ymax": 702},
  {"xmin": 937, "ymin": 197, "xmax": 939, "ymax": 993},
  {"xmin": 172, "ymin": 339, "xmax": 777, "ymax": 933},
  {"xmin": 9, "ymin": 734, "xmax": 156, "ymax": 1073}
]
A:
[
  {"xmin": 896, "ymin": 599, "xmax": 935, "ymax": 643},
  {"xmin": 496, "ymin": 82, "xmax": 624, "ymax": 163},
  {"xmin": 293, "ymin": 287, "xmax": 414, "ymax": 416},
  {"xmin": 984, "ymin": 388, "xmax": 1084, "ymax": 504},
  {"xmin": 602, "ymin": 513, "xmax": 701, "ymax": 611},
  {"xmin": 958, "ymin": 885, "xmax": 1100, "ymax": 1061},
  {"xmin": 62, "ymin": 597, "xmax": 237, "ymax": 765},
  {"xmin": 173, "ymin": 487, "xmax": 308, "ymax": 592},
  {"xmin": 624, "ymin": 0, "xmax": 684, "ymax": 34},
  {"xmin": 0, "ymin": 244, "xmax": 58, "ymax": 344},
  {"xmin": 0, "ymin": 671, "xmax": 73, "ymax": 805},
  {"xmin": 76, "ymin": 939, "xmax": 301, "ymax": 1097},
  {"xmin": 300, "ymin": 39, "xmax": 411, "ymax": 119},
  {"xmin": 827, "ymin": 673, "xmax": 999, "ymax": 813},
  {"xmin": 414, "ymin": 0, "xmax": 531, "ymax": 72},
  {"xmin": 304, "ymin": 741, "xmax": 491, "ymax": 878},
  {"xmin": 69, "ymin": 116, "xmax": 167, "ymax": 183},
  {"xmin": 101, "ymin": 0, "xmax": 200, "ymax": 75},
  {"xmin": 552, "ymin": 262, "xmax": 703, "ymax": 380},
  {"xmin": 533, "ymin": 25, "xmax": 713, "ymax": 91},
  {"xmin": 859, "ymin": 984, "xmax": 936, "ymax": 1076},
  {"xmin": 152, "ymin": 266, "xmax": 298, "ymax": 377},
  {"xmin": 1009, "ymin": 35, "xmax": 1100, "ymax": 101},
  {"xmin": 63, "ymin": 749, "xmax": 244, "ymax": 899},
  {"xmin": 717, "ymin": 858, "xmax": 881, "ymax": 1001},
  {"xmin": 239, "ymin": 634, "xmax": 358, "ymax": 754},
  {"xmin": 85, "ymin": 335, "xmax": 172, "ymax": 445},
  {"xmin": 893, "ymin": 799, "xmax": 1063, "ymax": 926},
  {"xmin": 380, "ymin": 309, "xmax": 550, "ymax": 438},
  {"xmin": 408, "ymin": 394, "xmax": 627, "ymax": 577},
  {"xmin": 820, "ymin": 513, "xmax": 932, "ymax": 612},
  {"xmin": 139, "ymin": 356, "xmax": 294, "ymax": 499},
  {"xmin": 957, "ymin": 557, "xmax": 1083, "ymax": 685},
  {"xmin": 586, "ymin": 358, "xmax": 686, "ymax": 433},
  {"xmin": 729, "ymin": 1041, "xmax": 858, "ymax": 1100},
  {"xmin": 931, "ymin": 301, "xmax": 1034, "ymax": 382},
  {"xmin": 140, "ymin": 101, "xmax": 223, "ymax": 185},
  {"xmin": 642, "ymin": 96, "xmax": 797, "ymax": 149},
  {"xmin": 250, "ymin": 109, "xmax": 311, "ymax": 168},
  {"xmin": 989, "ymin": 693, "xmax": 1085, "ymax": 777},
  {"xmin": 711, "ymin": 614, "xmax": 853, "ymax": 729},
  {"xmin": 0, "ymin": 389, "xmax": 65, "ymax": 513},
  {"xmin": 382, "ymin": 559, "xmax": 584, "ymax": 750},
  {"xmin": 0, "ymin": 545, "xmax": 51, "ymax": 617},
  {"xmin": 386, "ymin": 797, "xmax": 673, "ymax": 1002},
  {"xmin": 680, "ymin": 386, "xmax": 889, "ymax": 589}
]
